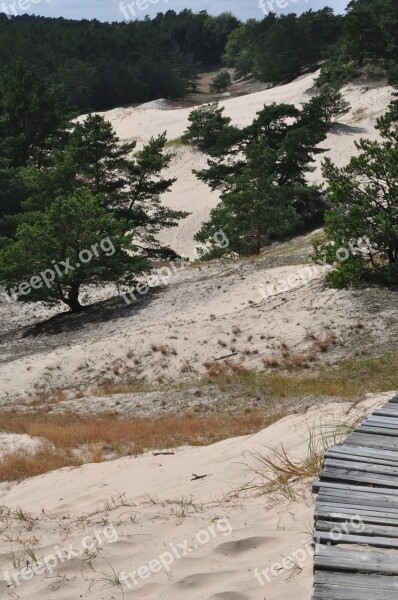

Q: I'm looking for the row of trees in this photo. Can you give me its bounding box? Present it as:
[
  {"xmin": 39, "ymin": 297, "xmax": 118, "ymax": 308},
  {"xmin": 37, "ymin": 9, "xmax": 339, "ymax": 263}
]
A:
[
  {"xmin": 3, "ymin": 3, "xmax": 395, "ymax": 117},
  {"xmin": 0, "ymin": 11, "xmax": 239, "ymax": 112},
  {"xmin": 315, "ymin": 0, "xmax": 398, "ymax": 86},
  {"xmin": 222, "ymin": 1, "xmax": 398, "ymax": 88},
  {"xmin": 223, "ymin": 9, "xmax": 343, "ymax": 83}
]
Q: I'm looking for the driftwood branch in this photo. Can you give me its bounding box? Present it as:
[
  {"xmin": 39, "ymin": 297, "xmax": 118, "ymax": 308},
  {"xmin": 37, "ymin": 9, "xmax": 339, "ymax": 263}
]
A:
[
  {"xmin": 191, "ymin": 473, "xmax": 208, "ymax": 481},
  {"xmin": 213, "ymin": 352, "xmax": 238, "ymax": 361}
]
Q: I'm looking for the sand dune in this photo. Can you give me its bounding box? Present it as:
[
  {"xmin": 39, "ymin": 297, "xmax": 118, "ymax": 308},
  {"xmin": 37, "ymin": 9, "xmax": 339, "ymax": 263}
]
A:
[
  {"xmin": 83, "ymin": 72, "xmax": 392, "ymax": 258},
  {"xmin": 0, "ymin": 394, "xmax": 390, "ymax": 600}
]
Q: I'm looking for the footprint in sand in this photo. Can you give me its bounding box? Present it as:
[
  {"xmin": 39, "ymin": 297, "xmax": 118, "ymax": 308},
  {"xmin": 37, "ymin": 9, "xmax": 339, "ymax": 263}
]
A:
[{"xmin": 214, "ymin": 536, "xmax": 269, "ymax": 555}]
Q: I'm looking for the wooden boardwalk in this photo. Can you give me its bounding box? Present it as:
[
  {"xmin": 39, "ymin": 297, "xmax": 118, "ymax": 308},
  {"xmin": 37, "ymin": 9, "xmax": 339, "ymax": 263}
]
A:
[{"xmin": 312, "ymin": 394, "xmax": 398, "ymax": 600}]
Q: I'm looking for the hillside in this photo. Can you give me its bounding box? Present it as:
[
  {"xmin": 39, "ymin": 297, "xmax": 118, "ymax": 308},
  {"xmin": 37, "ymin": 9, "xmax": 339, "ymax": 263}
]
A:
[{"xmin": 0, "ymin": 71, "xmax": 394, "ymax": 406}]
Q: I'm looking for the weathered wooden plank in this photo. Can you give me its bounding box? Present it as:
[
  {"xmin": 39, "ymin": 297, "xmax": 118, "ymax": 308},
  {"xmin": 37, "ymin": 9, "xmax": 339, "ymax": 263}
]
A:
[
  {"xmin": 380, "ymin": 400, "xmax": 398, "ymax": 408},
  {"xmin": 319, "ymin": 485, "xmax": 398, "ymax": 499},
  {"xmin": 355, "ymin": 425, "xmax": 398, "ymax": 437},
  {"xmin": 314, "ymin": 545, "xmax": 398, "ymax": 574},
  {"xmin": 324, "ymin": 458, "xmax": 398, "ymax": 476},
  {"xmin": 365, "ymin": 417, "xmax": 398, "ymax": 427},
  {"xmin": 313, "ymin": 574, "xmax": 398, "ymax": 600},
  {"xmin": 314, "ymin": 570, "xmax": 398, "ymax": 590},
  {"xmin": 316, "ymin": 504, "xmax": 398, "ymax": 519},
  {"xmin": 320, "ymin": 465, "xmax": 398, "ymax": 487},
  {"xmin": 315, "ymin": 509, "xmax": 398, "ymax": 527},
  {"xmin": 316, "ymin": 501, "xmax": 398, "ymax": 517},
  {"xmin": 314, "ymin": 531, "xmax": 398, "ymax": 549},
  {"xmin": 318, "ymin": 491, "xmax": 398, "ymax": 510},
  {"xmin": 372, "ymin": 409, "xmax": 398, "ymax": 418},
  {"xmin": 326, "ymin": 444, "xmax": 398, "ymax": 460},
  {"xmin": 324, "ymin": 452, "xmax": 398, "ymax": 468},
  {"xmin": 341, "ymin": 432, "xmax": 398, "ymax": 450},
  {"xmin": 312, "ymin": 586, "xmax": 397, "ymax": 600},
  {"xmin": 316, "ymin": 519, "xmax": 398, "ymax": 538},
  {"xmin": 313, "ymin": 480, "xmax": 398, "ymax": 495}
]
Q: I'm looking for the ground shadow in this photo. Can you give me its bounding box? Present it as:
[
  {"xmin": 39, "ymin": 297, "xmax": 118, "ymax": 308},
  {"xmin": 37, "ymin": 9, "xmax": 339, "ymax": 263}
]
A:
[
  {"xmin": 331, "ymin": 123, "xmax": 368, "ymax": 136},
  {"xmin": 22, "ymin": 286, "xmax": 166, "ymax": 338}
]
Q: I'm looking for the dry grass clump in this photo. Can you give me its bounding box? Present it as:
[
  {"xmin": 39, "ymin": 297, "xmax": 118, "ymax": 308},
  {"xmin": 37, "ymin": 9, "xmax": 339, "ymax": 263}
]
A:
[
  {"xmin": 151, "ymin": 344, "xmax": 170, "ymax": 355},
  {"xmin": 313, "ymin": 333, "xmax": 338, "ymax": 353},
  {"xmin": 262, "ymin": 333, "xmax": 338, "ymax": 371},
  {"xmin": 0, "ymin": 445, "xmax": 81, "ymax": 482},
  {"xmin": 204, "ymin": 360, "xmax": 251, "ymax": 377},
  {"xmin": 263, "ymin": 356, "xmax": 279, "ymax": 368},
  {"xmin": 228, "ymin": 361, "xmax": 250, "ymax": 375},
  {"xmin": 227, "ymin": 420, "xmax": 358, "ymax": 501},
  {"xmin": 203, "ymin": 361, "xmax": 228, "ymax": 377},
  {"xmin": 0, "ymin": 410, "xmax": 285, "ymax": 482}
]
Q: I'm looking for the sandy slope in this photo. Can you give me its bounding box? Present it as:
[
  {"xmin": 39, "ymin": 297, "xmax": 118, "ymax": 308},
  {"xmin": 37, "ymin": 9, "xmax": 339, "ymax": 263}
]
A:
[
  {"xmin": 0, "ymin": 238, "xmax": 397, "ymax": 403},
  {"xmin": 82, "ymin": 72, "xmax": 392, "ymax": 257},
  {"xmin": 0, "ymin": 75, "xmax": 395, "ymax": 400},
  {"xmin": 0, "ymin": 394, "xmax": 390, "ymax": 600}
]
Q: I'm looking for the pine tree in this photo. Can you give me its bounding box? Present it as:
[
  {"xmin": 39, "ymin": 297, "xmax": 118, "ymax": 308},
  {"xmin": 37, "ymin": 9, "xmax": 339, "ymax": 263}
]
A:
[
  {"xmin": 194, "ymin": 103, "xmax": 327, "ymax": 257},
  {"xmin": 183, "ymin": 103, "xmax": 238, "ymax": 155},
  {"xmin": 209, "ymin": 71, "xmax": 232, "ymax": 93},
  {"xmin": 0, "ymin": 116, "xmax": 188, "ymax": 311},
  {"xmin": 315, "ymin": 117, "xmax": 398, "ymax": 286},
  {"xmin": 24, "ymin": 115, "xmax": 188, "ymax": 259},
  {"xmin": 0, "ymin": 191, "xmax": 144, "ymax": 312}
]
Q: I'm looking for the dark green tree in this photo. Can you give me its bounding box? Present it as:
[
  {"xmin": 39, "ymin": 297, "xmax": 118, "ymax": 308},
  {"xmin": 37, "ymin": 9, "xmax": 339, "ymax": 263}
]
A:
[
  {"xmin": 315, "ymin": 118, "xmax": 398, "ymax": 286},
  {"xmin": 0, "ymin": 61, "xmax": 69, "ymax": 169},
  {"xmin": 24, "ymin": 115, "xmax": 187, "ymax": 259},
  {"xmin": 194, "ymin": 103, "xmax": 327, "ymax": 257},
  {"xmin": 302, "ymin": 85, "xmax": 351, "ymax": 127},
  {"xmin": 0, "ymin": 191, "xmax": 144, "ymax": 312},
  {"xmin": 0, "ymin": 116, "xmax": 188, "ymax": 311},
  {"xmin": 209, "ymin": 71, "xmax": 232, "ymax": 93},
  {"xmin": 182, "ymin": 103, "xmax": 238, "ymax": 154}
]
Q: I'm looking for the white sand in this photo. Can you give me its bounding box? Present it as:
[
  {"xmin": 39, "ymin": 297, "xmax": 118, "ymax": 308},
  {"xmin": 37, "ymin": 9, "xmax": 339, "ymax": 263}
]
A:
[{"xmin": 0, "ymin": 394, "xmax": 390, "ymax": 600}]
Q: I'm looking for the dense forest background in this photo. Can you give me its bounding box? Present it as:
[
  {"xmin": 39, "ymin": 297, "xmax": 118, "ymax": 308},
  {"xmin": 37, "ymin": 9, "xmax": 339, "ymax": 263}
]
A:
[
  {"xmin": 0, "ymin": 0, "xmax": 397, "ymax": 116},
  {"xmin": 0, "ymin": 10, "xmax": 240, "ymax": 111}
]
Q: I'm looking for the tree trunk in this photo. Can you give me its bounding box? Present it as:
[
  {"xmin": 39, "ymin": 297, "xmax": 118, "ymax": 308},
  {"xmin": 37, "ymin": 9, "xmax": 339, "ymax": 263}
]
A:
[
  {"xmin": 66, "ymin": 282, "xmax": 84, "ymax": 312},
  {"xmin": 255, "ymin": 207, "xmax": 262, "ymax": 255}
]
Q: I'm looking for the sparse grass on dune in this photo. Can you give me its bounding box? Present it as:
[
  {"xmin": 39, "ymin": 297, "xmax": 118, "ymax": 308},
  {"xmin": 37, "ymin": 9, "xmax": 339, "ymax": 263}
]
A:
[
  {"xmin": 0, "ymin": 410, "xmax": 285, "ymax": 482},
  {"xmin": 203, "ymin": 352, "xmax": 398, "ymax": 401},
  {"xmin": 226, "ymin": 420, "xmax": 360, "ymax": 502}
]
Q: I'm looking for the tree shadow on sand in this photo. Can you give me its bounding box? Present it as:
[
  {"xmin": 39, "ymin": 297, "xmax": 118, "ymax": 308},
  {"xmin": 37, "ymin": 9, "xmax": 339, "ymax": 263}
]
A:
[
  {"xmin": 330, "ymin": 123, "xmax": 368, "ymax": 136},
  {"xmin": 22, "ymin": 286, "xmax": 166, "ymax": 338}
]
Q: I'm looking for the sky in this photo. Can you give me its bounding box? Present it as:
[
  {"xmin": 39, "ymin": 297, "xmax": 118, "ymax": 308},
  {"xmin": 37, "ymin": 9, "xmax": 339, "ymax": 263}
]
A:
[{"xmin": 5, "ymin": 0, "xmax": 349, "ymax": 23}]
